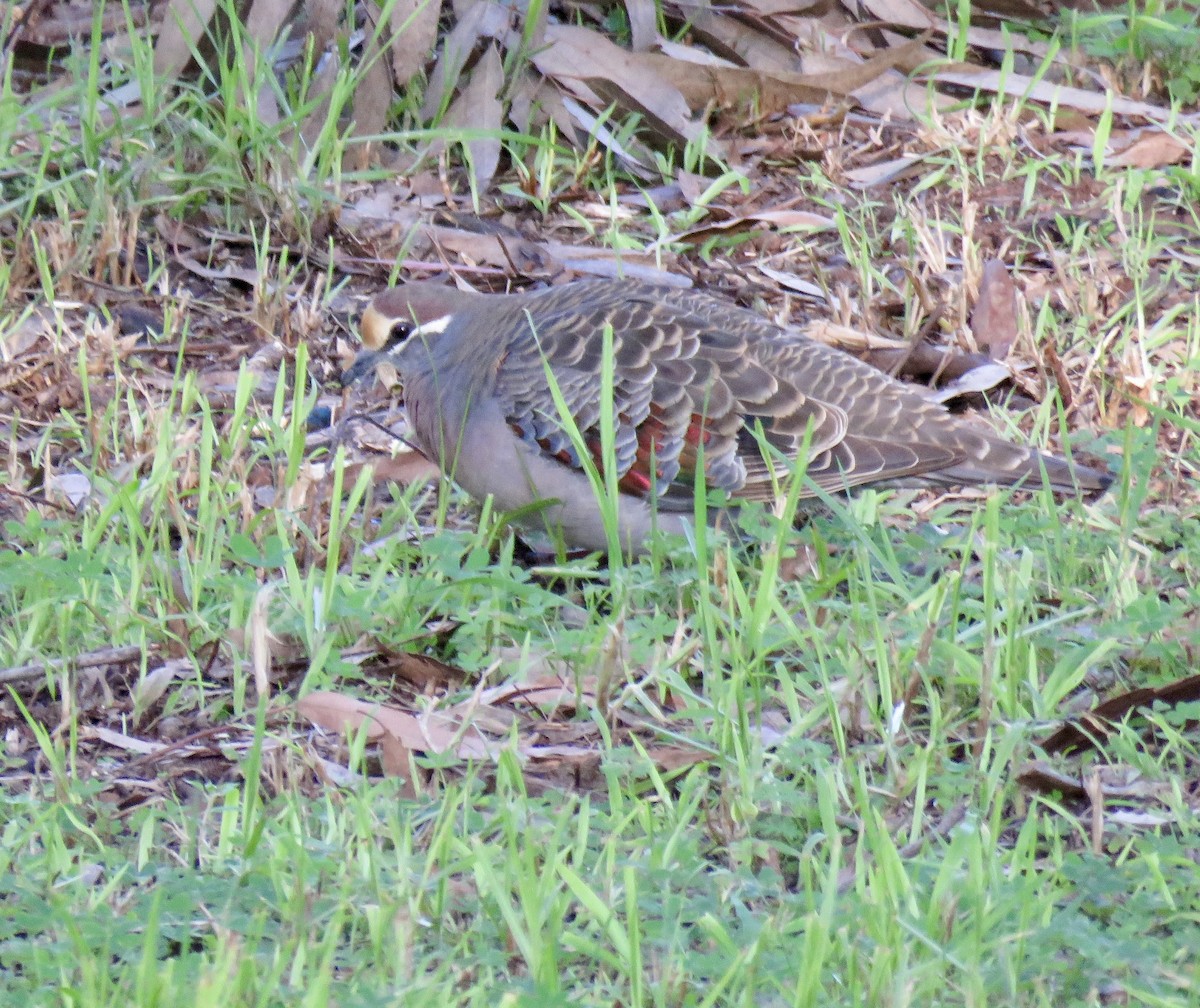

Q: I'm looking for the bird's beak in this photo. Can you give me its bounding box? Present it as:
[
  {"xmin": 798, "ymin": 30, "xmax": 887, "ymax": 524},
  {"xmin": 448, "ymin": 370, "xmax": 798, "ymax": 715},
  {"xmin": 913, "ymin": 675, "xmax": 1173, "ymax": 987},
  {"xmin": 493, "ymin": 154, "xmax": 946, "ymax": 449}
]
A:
[
  {"xmin": 339, "ymin": 348, "xmax": 388, "ymax": 388},
  {"xmin": 339, "ymin": 303, "xmax": 398, "ymax": 387}
]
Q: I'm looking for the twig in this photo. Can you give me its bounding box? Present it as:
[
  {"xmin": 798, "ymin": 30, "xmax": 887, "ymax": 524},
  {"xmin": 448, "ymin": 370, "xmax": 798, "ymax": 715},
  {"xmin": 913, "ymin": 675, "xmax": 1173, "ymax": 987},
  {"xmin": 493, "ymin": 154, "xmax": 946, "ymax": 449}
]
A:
[{"xmin": 0, "ymin": 645, "xmax": 146, "ymax": 685}]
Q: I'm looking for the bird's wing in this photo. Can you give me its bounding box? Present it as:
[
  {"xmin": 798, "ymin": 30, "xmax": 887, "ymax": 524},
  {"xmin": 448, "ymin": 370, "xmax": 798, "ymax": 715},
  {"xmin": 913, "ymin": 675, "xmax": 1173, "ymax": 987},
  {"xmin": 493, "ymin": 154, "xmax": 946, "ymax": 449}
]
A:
[{"xmin": 490, "ymin": 283, "xmax": 855, "ymax": 505}]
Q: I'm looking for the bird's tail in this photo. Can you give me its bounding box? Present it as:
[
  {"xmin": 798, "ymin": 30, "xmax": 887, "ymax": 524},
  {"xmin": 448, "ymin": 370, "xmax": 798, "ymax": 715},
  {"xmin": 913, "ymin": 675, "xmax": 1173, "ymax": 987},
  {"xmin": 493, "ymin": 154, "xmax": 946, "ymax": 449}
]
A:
[{"xmin": 935, "ymin": 441, "xmax": 1112, "ymax": 495}]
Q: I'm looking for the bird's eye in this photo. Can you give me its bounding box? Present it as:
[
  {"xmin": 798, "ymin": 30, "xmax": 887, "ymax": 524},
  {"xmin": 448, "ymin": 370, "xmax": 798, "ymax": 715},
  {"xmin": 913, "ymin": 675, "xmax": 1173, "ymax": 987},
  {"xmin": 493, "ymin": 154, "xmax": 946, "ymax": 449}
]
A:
[
  {"xmin": 359, "ymin": 303, "xmax": 418, "ymax": 352},
  {"xmin": 384, "ymin": 319, "xmax": 416, "ymax": 349}
]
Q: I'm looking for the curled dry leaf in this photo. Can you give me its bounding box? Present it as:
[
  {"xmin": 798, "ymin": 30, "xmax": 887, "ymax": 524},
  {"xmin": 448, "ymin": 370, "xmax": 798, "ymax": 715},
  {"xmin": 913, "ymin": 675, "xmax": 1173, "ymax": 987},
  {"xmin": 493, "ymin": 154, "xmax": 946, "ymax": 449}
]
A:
[
  {"xmin": 923, "ymin": 362, "xmax": 1013, "ymax": 404},
  {"xmin": 1036, "ymin": 673, "xmax": 1200, "ymax": 758}
]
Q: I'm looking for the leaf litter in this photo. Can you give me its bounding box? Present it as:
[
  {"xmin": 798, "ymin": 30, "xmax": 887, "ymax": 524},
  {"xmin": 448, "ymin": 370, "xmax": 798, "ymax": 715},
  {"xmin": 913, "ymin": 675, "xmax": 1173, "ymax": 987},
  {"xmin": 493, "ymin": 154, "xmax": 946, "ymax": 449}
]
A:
[{"xmin": 1, "ymin": 0, "xmax": 1198, "ymax": 859}]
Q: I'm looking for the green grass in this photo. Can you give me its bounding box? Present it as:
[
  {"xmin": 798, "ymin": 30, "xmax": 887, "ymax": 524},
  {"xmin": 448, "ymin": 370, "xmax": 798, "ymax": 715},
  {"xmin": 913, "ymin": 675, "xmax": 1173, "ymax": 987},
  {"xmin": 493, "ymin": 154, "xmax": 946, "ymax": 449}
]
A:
[
  {"xmin": 1058, "ymin": 0, "xmax": 1200, "ymax": 105},
  {"xmin": 2, "ymin": 0, "xmax": 1200, "ymax": 1005}
]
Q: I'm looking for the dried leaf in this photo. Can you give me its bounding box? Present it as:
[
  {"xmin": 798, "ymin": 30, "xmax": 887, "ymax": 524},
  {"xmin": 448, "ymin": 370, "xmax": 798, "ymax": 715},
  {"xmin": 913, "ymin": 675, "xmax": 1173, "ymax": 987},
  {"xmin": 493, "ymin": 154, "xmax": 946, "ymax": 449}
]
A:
[
  {"xmin": 653, "ymin": 33, "xmax": 933, "ymax": 118},
  {"xmin": 297, "ymin": 690, "xmax": 492, "ymax": 759},
  {"xmin": 87, "ymin": 726, "xmax": 165, "ymax": 756},
  {"xmin": 393, "ymin": 652, "xmax": 468, "ymax": 689},
  {"xmin": 1107, "ymin": 130, "xmax": 1189, "ymax": 170},
  {"xmin": 154, "ymin": 0, "xmax": 220, "ymax": 77},
  {"xmin": 443, "ymin": 43, "xmax": 504, "ymax": 190},
  {"xmin": 242, "ymin": 0, "xmax": 295, "ymax": 127},
  {"xmin": 926, "ymin": 67, "xmax": 1171, "ymax": 121},
  {"xmin": 623, "ymin": 0, "xmax": 657, "ymax": 52},
  {"xmin": 377, "ymin": 730, "xmax": 417, "ymax": 786},
  {"xmin": 297, "ymin": 691, "xmax": 419, "ymax": 792},
  {"xmin": 45, "ymin": 471, "xmax": 91, "ymax": 508},
  {"xmin": 643, "ymin": 745, "xmax": 710, "ymax": 771},
  {"xmin": 685, "ymin": 8, "xmax": 799, "ymax": 73},
  {"xmin": 924, "ymin": 362, "xmax": 1012, "ymax": 403},
  {"xmin": 844, "ymin": 154, "xmax": 928, "ymax": 188},
  {"xmin": 757, "ymin": 266, "xmax": 824, "ymax": 300},
  {"xmin": 534, "ymin": 24, "xmax": 722, "ymax": 160},
  {"xmin": 478, "ymin": 674, "xmax": 590, "ymax": 709},
  {"xmin": 350, "ymin": 37, "xmax": 396, "ymax": 159},
  {"xmin": 558, "ymin": 95, "xmax": 658, "ymax": 179},
  {"xmin": 672, "ymin": 206, "xmax": 835, "ymax": 246},
  {"xmin": 248, "ymin": 583, "xmax": 274, "ymax": 698},
  {"xmin": 740, "ymin": 0, "xmax": 825, "ymax": 14},
  {"xmin": 654, "ymin": 38, "xmax": 739, "ymax": 69},
  {"xmin": 133, "ymin": 659, "xmax": 193, "ymax": 715},
  {"xmin": 856, "ymin": 0, "xmax": 1049, "ymax": 59},
  {"xmin": 175, "ymin": 254, "xmax": 263, "ymax": 287},
  {"xmin": 1016, "ymin": 760, "xmax": 1087, "ymax": 799},
  {"xmin": 383, "ymin": 0, "xmax": 442, "ymax": 89},
  {"xmin": 970, "ymin": 259, "xmax": 1019, "ymax": 361},
  {"xmin": 1037, "ymin": 673, "xmax": 1200, "ymax": 757},
  {"xmin": 422, "ymin": 0, "xmax": 512, "ymax": 119}
]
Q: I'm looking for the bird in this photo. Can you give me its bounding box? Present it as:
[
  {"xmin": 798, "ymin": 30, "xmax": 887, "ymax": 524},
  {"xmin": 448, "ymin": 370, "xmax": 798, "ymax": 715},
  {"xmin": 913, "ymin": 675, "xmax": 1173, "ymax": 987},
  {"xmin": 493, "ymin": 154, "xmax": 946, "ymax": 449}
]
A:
[{"xmin": 345, "ymin": 279, "xmax": 1112, "ymax": 553}]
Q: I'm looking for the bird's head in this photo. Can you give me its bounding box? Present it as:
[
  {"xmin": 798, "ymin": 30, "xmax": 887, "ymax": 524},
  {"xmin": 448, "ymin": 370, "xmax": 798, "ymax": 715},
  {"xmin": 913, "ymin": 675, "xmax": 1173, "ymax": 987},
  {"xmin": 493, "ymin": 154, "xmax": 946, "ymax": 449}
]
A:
[
  {"xmin": 358, "ymin": 282, "xmax": 476, "ymax": 350},
  {"xmin": 343, "ymin": 281, "xmax": 478, "ymax": 386}
]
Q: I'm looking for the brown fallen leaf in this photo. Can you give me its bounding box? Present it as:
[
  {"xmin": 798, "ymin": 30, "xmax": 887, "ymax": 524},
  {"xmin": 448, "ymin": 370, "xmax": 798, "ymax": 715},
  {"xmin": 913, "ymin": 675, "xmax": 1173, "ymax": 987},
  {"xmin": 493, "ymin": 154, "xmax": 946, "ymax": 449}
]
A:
[
  {"xmin": 153, "ymin": 0, "xmax": 219, "ymax": 77},
  {"xmin": 347, "ymin": 29, "xmax": 394, "ymax": 166},
  {"xmin": 1107, "ymin": 130, "xmax": 1189, "ymax": 170},
  {"xmin": 926, "ymin": 67, "xmax": 1171, "ymax": 121},
  {"xmin": 1036, "ymin": 672, "xmax": 1200, "ymax": 757},
  {"xmin": 298, "ymin": 689, "xmax": 493, "ymax": 759},
  {"xmin": 176, "ymin": 253, "xmax": 263, "ymax": 287},
  {"xmin": 684, "ymin": 7, "xmax": 799, "ymax": 74},
  {"xmin": 857, "ymin": 0, "xmax": 1050, "ymax": 58},
  {"xmin": 533, "ymin": 24, "xmax": 722, "ymax": 161},
  {"xmin": 384, "ymin": 0, "xmax": 442, "ymax": 91},
  {"xmin": 393, "ymin": 651, "xmax": 468, "ymax": 690},
  {"xmin": 642, "ymin": 745, "xmax": 710, "ymax": 772},
  {"xmin": 640, "ymin": 40, "xmax": 927, "ymax": 118},
  {"xmin": 377, "ymin": 731, "xmax": 417, "ymax": 785},
  {"xmin": 296, "ymin": 690, "xmax": 415, "ymax": 793},
  {"xmin": 1015, "ymin": 760, "xmax": 1088, "ymax": 799},
  {"xmin": 421, "ymin": 0, "xmax": 512, "ymax": 120},
  {"xmin": 442, "ymin": 43, "xmax": 505, "ymax": 191},
  {"xmin": 671, "ymin": 206, "xmax": 836, "ymax": 246},
  {"xmin": 346, "ymin": 452, "xmax": 441, "ymax": 489},
  {"xmin": 622, "ymin": 0, "xmax": 657, "ymax": 52},
  {"xmin": 970, "ymin": 259, "xmax": 1019, "ymax": 361}
]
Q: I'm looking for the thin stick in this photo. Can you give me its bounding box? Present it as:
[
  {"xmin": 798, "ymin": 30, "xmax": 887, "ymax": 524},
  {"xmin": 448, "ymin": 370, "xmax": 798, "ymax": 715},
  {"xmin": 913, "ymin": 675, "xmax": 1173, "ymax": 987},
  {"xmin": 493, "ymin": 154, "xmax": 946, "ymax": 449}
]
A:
[{"xmin": 0, "ymin": 645, "xmax": 146, "ymax": 685}]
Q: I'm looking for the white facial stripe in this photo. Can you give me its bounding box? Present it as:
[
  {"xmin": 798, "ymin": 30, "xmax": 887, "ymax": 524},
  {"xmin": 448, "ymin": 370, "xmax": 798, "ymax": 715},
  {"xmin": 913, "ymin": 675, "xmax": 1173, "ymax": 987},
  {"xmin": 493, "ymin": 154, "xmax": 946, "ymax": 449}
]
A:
[{"xmin": 412, "ymin": 314, "xmax": 452, "ymax": 338}]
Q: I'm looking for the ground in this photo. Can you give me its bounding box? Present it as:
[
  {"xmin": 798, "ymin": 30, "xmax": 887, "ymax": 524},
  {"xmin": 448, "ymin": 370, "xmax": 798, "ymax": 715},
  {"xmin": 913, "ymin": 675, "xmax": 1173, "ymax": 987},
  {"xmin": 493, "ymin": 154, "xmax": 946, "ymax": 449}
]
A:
[{"xmin": 1, "ymin": 0, "xmax": 1199, "ymax": 1004}]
